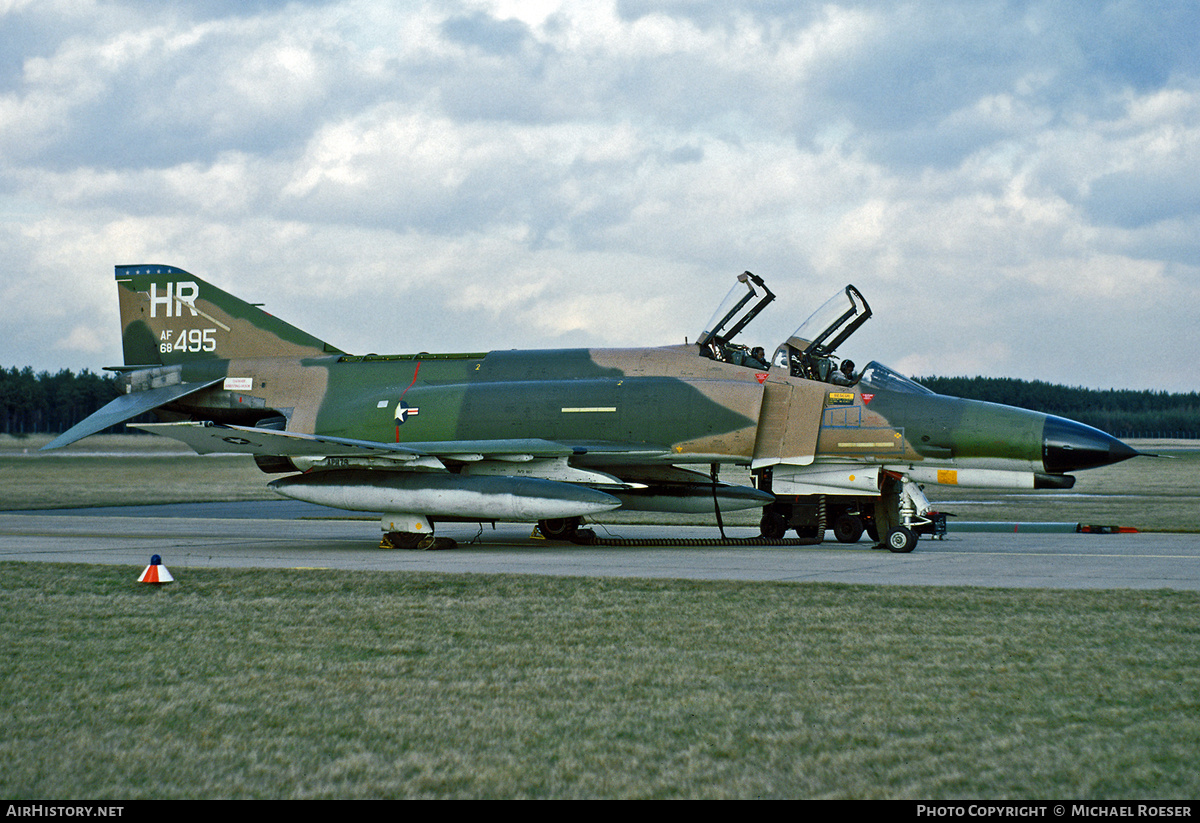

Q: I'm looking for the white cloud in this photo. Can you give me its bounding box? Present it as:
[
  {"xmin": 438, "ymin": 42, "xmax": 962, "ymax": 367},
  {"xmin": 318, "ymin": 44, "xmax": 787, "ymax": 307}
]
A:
[{"xmin": 2, "ymin": 0, "xmax": 1199, "ymax": 393}]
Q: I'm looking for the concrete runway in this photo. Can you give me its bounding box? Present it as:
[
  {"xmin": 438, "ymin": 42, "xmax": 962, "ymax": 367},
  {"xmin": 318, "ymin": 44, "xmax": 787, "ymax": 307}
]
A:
[{"xmin": 4, "ymin": 500, "xmax": 1200, "ymax": 589}]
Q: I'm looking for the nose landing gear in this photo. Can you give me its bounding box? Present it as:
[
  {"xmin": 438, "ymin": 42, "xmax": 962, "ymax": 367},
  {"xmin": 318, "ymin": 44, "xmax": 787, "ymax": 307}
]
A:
[{"xmin": 875, "ymin": 473, "xmax": 931, "ymax": 553}]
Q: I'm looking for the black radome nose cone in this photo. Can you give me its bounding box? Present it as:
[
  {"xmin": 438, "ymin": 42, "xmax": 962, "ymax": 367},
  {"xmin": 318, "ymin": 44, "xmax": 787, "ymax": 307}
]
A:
[{"xmin": 1043, "ymin": 415, "xmax": 1139, "ymax": 474}]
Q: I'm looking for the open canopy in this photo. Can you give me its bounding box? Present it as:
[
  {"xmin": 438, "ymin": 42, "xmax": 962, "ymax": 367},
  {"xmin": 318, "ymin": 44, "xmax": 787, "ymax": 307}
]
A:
[
  {"xmin": 785, "ymin": 285, "xmax": 871, "ymax": 358},
  {"xmin": 695, "ymin": 271, "xmax": 776, "ymax": 369},
  {"xmin": 697, "ymin": 275, "xmax": 880, "ymax": 385},
  {"xmin": 697, "ymin": 271, "xmax": 774, "ymax": 349},
  {"xmin": 773, "ymin": 284, "xmax": 872, "ymax": 382}
]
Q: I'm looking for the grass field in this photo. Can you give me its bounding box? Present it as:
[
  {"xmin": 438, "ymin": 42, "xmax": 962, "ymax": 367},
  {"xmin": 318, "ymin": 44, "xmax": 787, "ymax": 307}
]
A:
[
  {"xmin": 4, "ymin": 433, "xmax": 1200, "ymax": 798},
  {"xmin": 0, "ymin": 434, "xmax": 273, "ymax": 510},
  {"xmin": 3, "ymin": 561, "xmax": 1200, "ymax": 799}
]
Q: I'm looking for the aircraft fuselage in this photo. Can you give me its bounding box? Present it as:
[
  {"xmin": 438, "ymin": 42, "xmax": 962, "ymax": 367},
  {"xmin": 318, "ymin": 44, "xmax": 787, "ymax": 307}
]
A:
[
  {"xmin": 160, "ymin": 344, "xmax": 1120, "ymax": 481},
  {"xmin": 47, "ymin": 265, "xmax": 1139, "ymax": 552}
]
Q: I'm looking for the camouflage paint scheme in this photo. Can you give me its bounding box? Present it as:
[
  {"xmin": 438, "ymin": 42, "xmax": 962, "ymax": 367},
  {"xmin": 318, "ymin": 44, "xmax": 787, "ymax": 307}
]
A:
[{"xmin": 45, "ymin": 265, "xmax": 1139, "ymax": 551}]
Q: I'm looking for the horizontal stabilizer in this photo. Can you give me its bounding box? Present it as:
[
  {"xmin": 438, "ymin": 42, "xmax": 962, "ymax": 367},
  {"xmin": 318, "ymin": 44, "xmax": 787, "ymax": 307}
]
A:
[{"xmin": 41, "ymin": 379, "xmax": 223, "ymax": 451}]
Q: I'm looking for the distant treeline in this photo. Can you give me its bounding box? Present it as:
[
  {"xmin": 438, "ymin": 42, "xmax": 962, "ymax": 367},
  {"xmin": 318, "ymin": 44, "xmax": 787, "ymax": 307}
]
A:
[
  {"xmin": 915, "ymin": 376, "xmax": 1200, "ymax": 439},
  {"xmin": 1, "ymin": 367, "xmax": 123, "ymax": 436},
  {"xmin": 2, "ymin": 365, "xmax": 1197, "ymax": 440}
]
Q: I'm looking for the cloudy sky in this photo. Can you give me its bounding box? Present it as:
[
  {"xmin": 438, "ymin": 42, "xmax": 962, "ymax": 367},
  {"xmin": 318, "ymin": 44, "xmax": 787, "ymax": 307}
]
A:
[{"xmin": 3, "ymin": 0, "xmax": 1198, "ymax": 391}]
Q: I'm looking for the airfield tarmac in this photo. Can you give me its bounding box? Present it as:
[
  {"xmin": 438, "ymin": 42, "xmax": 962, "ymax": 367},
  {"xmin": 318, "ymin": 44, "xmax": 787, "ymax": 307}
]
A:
[{"xmin": 3, "ymin": 500, "xmax": 1200, "ymax": 590}]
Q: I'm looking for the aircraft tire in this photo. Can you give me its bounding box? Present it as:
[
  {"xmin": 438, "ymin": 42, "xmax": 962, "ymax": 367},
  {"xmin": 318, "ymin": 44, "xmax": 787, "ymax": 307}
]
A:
[
  {"xmin": 539, "ymin": 517, "xmax": 581, "ymax": 541},
  {"xmin": 833, "ymin": 514, "xmax": 864, "ymax": 544},
  {"xmin": 382, "ymin": 532, "xmax": 458, "ymax": 550},
  {"xmin": 759, "ymin": 510, "xmax": 788, "ymax": 540},
  {"xmin": 381, "ymin": 531, "xmax": 420, "ymax": 549},
  {"xmin": 885, "ymin": 526, "xmax": 917, "ymax": 553}
]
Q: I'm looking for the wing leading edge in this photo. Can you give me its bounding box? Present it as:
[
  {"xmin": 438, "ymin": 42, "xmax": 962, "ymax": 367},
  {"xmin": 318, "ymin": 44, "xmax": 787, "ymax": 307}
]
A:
[{"xmin": 133, "ymin": 421, "xmax": 580, "ymax": 462}]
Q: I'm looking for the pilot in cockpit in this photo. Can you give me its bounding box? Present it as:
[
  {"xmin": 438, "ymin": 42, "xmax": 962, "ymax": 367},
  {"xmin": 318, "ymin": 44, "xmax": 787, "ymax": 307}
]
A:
[{"xmin": 830, "ymin": 359, "xmax": 858, "ymax": 386}]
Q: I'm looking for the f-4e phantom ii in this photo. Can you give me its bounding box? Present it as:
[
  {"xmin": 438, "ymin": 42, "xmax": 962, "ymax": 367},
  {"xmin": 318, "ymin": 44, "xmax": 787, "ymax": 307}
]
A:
[{"xmin": 46, "ymin": 265, "xmax": 1141, "ymax": 551}]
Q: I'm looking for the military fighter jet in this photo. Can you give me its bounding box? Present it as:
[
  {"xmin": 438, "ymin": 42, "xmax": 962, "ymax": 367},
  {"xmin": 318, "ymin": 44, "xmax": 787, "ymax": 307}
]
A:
[{"xmin": 45, "ymin": 265, "xmax": 1140, "ymax": 551}]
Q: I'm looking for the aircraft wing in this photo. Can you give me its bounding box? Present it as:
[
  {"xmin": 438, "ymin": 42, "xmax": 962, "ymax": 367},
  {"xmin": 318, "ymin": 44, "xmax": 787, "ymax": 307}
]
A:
[{"xmin": 133, "ymin": 421, "xmax": 581, "ymax": 462}]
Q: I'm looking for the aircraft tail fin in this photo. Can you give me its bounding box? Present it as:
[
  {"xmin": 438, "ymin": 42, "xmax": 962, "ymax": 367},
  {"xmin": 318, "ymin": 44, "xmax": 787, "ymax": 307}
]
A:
[{"xmin": 115, "ymin": 264, "xmax": 343, "ymax": 367}]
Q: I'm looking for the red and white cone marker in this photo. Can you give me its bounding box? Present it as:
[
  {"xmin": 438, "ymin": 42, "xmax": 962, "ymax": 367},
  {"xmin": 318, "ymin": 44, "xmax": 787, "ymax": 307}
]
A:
[{"xmin": 138, "ymin": 554, "xmax": 174, "ymax": 584}]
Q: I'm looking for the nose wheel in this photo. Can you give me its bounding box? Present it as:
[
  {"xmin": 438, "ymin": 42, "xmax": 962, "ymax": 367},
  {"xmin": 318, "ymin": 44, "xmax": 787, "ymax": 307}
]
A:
[
  {"xmin": 874, "ymin": 473, "xmax": 931, "ymax": 552},
  {"xmin": 884, "ymin": 525, "xmax": 917, "ymax": 553}
]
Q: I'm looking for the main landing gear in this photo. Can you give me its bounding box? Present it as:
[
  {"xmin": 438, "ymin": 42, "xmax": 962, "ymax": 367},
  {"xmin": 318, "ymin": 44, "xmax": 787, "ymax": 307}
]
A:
[
  {"xmin": 536, "ymin": 517, "xmax": 597, "ymax": 544},
  {"xmin": 381, "ymin": 531, "xmax": 458, "ymax": 550},
  {"xmin": 379, "ymin": 513, "xmax": 457, "ymax": 550}
]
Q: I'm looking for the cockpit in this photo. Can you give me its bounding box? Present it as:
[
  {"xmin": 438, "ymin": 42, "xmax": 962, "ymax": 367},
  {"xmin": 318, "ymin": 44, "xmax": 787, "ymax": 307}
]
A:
[
  {"xmin": 773, "ymin": 284, "xmax": 871, "ymax": 383},
  {"xmin": 698, "ymin": 273, "xmax": 875, "ymax": 386}
]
